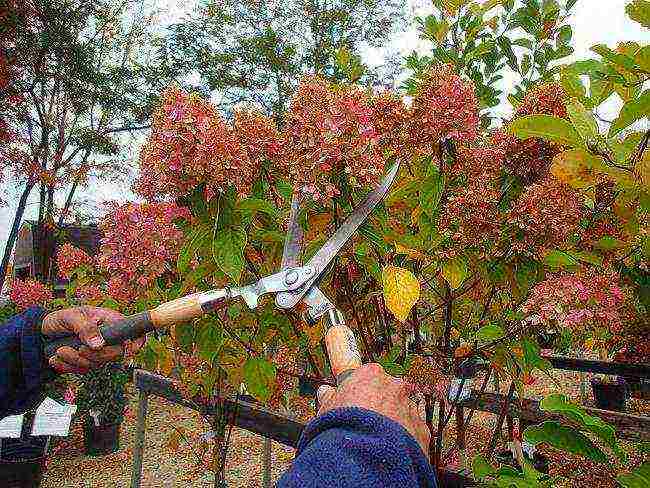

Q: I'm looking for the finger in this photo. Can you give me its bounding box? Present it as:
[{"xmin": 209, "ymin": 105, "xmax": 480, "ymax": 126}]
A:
[
  {"xmin": 87, "ymin": 307, "xmax": 125, "ymax": 324},
  {"xmin": 124, "ymin": 336, "xmax": 145, "ymax": 358},
  {"xmin": 49, "ymin": 356, "xmax": 88, "ymax": 375},
  {"xmin": 71, "ymin": 308, "xmax": 105, "ymax": 350},
  {"xmin": 316, "ymin": 385, "xmax": 336, "ymax": 412},
  {"xmin": 56, "ymin": 346, "xmax": 92, "ymax": 371},
  {"xmin": 78, "ymin": 344, "xmax": 123, "ymax": 365}
]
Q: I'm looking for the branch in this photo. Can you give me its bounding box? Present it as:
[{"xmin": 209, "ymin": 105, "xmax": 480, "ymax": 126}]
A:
[{"xmin": 103, "ymin": 124, "xmax": 151, "ymax": 135}]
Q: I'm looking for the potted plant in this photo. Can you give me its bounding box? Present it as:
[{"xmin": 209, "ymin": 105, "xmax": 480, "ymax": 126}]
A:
[
  {"xmin": 0, "ymin": 376, "xmax": 69, "ymax": 488},
  {"xmin": 613, "ymin": 339, "xmax": 650, "ymax": 401},
  {"xmin": 76, "ymin": 363, "xmax": 129, "ymax": 456}
]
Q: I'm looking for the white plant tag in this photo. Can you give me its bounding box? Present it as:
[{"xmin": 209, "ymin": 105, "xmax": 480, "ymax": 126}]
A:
[
  {"xmin": 90, "ymin": 410, "xmax": 101, "ymax": 426},
  {"xmin": 448, "ymin": 378, "xmax": 473, "ymax": 403},
  {"xmin": 31, "ymin": 397, "xmax": 77, "ymax": 436},
  {"xmin": 522, "ymin": 441, "xmax": 536, "ymax": 457},
  {"xmin": 0, "ymin": 414, "xmax": 24, "ymax": 438}
]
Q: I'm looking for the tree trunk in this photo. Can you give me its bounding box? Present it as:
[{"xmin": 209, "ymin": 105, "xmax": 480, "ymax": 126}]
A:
[
  {"xmin": 57, "ymin": 177, "xmax": 81, "ymax": 226},
  {"xmin": 0, "ymin": 182, "xmax": 35, "ymax": 293}
]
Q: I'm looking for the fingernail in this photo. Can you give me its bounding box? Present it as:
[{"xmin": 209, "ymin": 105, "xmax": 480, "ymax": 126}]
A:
[{"xmin": 89, "ymin": 336, "xmax": 104, "ymax": 348}]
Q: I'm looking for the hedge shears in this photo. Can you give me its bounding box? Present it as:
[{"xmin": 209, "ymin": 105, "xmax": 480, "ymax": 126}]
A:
[{"xmin": 45, "ymin": 164, "xmax": 399, "ymax": 384}]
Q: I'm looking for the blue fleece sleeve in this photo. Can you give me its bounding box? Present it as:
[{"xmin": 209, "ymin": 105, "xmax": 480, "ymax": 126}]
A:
[
  {"xmin": 0, "ymin": 306, "xmax": 48, "ymax": 418},
  {"xmin": 277, "ymin": 407, "xmax": 438, "ymax": 488}
]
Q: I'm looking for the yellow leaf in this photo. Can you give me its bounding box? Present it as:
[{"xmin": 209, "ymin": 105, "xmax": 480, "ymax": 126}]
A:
[
  {"xmin": 551, "ymin": 149, "xmax": 599, "ymax": 189},
  {"xmin": 382, "ymin": 265, "xmax": 420, "ymax": 322},
  {"xmin": 441, "ymin": 256, "xmax": 469, "ymax": 290}
]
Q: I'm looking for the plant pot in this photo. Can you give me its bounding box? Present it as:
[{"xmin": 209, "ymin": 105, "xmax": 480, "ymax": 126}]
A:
[
  {"xmin": 623, "ymin": 377, "xmax": 650, "ymax": 400},
  {"xmin": 83, "ymin": 419, "xmax": 121, "ymax": 456},
  {"xmin": 454, "ymin": 357, "xmax": 480, "ymax": 379},
  {"xmin": 298, "ymin": 375, "xmax": 317, "ymax": 397},
  {"xmin": 591, "ymin": 378, "xmax": 627, "ymax": 412},
  {"xmin": 0, "ymin": 437, "xmax": 48, "ymax": 488},
  {"xmin": 496, "ymin": 448, "xmax": 549, "ymax": 475},
  {"xmin": 536, "ymin": 332, "xmax": 558, "ymax": 350}
]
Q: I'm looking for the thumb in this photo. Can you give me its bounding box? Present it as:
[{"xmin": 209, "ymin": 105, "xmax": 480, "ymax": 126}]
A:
[
  {"xmin": 74, "ymin": 312, "xmax": 105, "ymax": 350},
  {"xmin": 316, "ymin": 385, "xmax": 335, "ymax": 412}
]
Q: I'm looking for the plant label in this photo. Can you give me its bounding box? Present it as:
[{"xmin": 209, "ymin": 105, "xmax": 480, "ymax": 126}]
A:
[
  {"xmin": 31, "ymin": 397, "xmax": 77, "ymax": 437},
  {"xmin": 0, "ymin": 414, "xmax": 24, "ymax": 438}
]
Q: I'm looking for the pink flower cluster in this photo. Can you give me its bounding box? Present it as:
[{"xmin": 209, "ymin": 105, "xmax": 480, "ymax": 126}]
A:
[
  {"xmin": 494, "ymin": 83, "xmax": 568, "ymax": 184},
  {"xmin": 135, "ymin": 87, "xmax": 266, "ymax": 202},
  {"xmin": 56, "ymin": 243, "xmax": 94, "ymax": 279},
  {"xmin": 439, "ymin": 180, "xmax": 501, "ymax": 258},
  {"xmin": 408, "ymin": 64, "xmax": 479, "ymax": 151},
  {"xmin": 523, "ymin": 270, "xmax": 626, "ymax": 334},
  {"xmin": 8, "ymin": 278, "xmax": 54, "ymax": 310},
  {"xmin": 284, "ymin": 76, "xmax": 387, "ymax": 201},
  {"xmin": 97, "ymin": 202, "xmax": 190, "ymax": 303},
  {"xmin": 507, "ymin": 177, "xmax": 583, "ymax": 256},
  {"xmin": 74, "ymin": 284, "xmax": 104, "ymax": 303}
]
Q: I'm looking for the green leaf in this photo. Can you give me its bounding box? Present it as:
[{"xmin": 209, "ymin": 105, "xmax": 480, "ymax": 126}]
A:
[
  {"xmin": 243, "ymin": 358, "xmax": 276, "ymax": 402},
  {"xmin": 561, "ymin": 70, "xmax": 586, "ymax": 99},
  {"xmin": 594, "ymin": 236, "xmax": 626, "ymax": 250},
  {"xmin": 566, "ymin": 99, "xmax": 599, "ymax": 141},
  {"xmin": 441, "ymin": 256, "xmax": 469, "ymax": 289},
  {"xmin": 522, "ymin": 337, "xmax": 552, "ymax": 372},
  {"xmin": 609, "ymin": 90, "xmax": 650, "ymax": 137},
  {"xmin": 177, "ymin": 225, "xmax": 211, "ymax": 275},
  {"xmin": 540, "ymin": 394, "xmax": 626, "ymax": 461},
  {"xmin": 472, "ymin": 454, "xmax": 496, "ymax": 479},
  {"xmin": 509, "ymin": 115, "xmax": 583, "ymax": 147},
  {"xmin": 236, "ymin": 198, "xmax": 279, "ymax": 218},
  {"xmin": 544, "ymin": 250, "xmax": 579, "ymax": 270},
  {"xmin": 212, "ymin": 228, "xmax": 247, "ymax": 284},
  {"xmin": 197, "ymin": 321, "xmax": 224, "ymax": 362},
  {"xmin": 626, "ymin": 0, "xmax": 650, "ymax": 28},
  {"xmin": 420, "ymin": 166, "xmax": 445, "ymax": 216},
  {"xmin": 523, "ymin": 421, "xmax": 608, "ymax": 463},
  {"xmin": 476, "ymin": 324, "xmax": 505, "ymax": 342},
  {"xmin": 635, "ymin": 46, "xmax": 650, "ymax": 72},
  {"xmin": 591, "ymin": 44, "xmax": 636, "ymax": 72},
  {"xmin": 557, "ymin": 25, "xmax": 572, "ymax": 45}
]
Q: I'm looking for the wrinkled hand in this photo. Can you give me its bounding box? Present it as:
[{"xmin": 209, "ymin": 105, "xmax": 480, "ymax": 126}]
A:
[
  {"xmin": 316, "ymin": 363, "xmax": 430, "ymax": 454},
  {"xmin": 42, "ymin": 306, "xmax": 145, "ymax": 374}
]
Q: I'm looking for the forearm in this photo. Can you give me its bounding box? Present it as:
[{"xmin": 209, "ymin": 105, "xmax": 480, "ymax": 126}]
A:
[
  {"xmin": 0, "ymin": 306, "xmax": 50, "ymax": 417},
  {"xmin": 278, "ymin": 407, "xmax": 438, "ymax": 488}
]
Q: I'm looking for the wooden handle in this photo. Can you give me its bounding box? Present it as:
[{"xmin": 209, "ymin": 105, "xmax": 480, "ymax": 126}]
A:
[
  {"xmin": 150, "ymin": 293, "xmax": 204, "ymax": 327},
  {"xmin": 325, "ymin": 325, "xmax": 362, "ymax": 381}
]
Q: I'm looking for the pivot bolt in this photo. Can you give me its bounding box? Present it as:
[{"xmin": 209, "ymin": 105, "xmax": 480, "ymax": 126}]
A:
[{"xmin": 285, "ymin": 270, "xmax": 299, "ymax": 285}]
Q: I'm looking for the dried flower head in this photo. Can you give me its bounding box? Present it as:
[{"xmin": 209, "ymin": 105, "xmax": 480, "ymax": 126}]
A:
[
  {"xmin": 408, "ymin": 64, "xmax": 479, "ymax": 151},
  {"xmin": 135, "ymin": 87, "xmax": 260, "ymax": 202},
  {"xmin": 56, "ymin": 243, "xmax": 94, "ymax": 279},
  {"xmin": 97, "ymin": 202, "xmax": 190, "ymax": 303},
  {"xmin": 8, "ymin": 278, "xmax": 53, "ymax": 310},
  {"xmin": 284, "ymin": 76, "xmax": 388, "ymax": 201},
  {"xmin": 508, "ymin": 177, "xmax": 584, "ymax": 256}
]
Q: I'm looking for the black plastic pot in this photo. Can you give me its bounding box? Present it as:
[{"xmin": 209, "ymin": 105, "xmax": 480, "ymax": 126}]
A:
[
  {"xmin": 454, "ymin": 357, "xmax": 481, "ymax": 379},
  {"xmin": 298, "ymin": 375, "xmax": 317, "ymax": 398},
  {"xmin": 624, "ymin": 377, "xmax": 650, "ymax": 400},
  {"xmin": 536, "ymin": 332, "xmax": 558, "ymax": 350},
  {"xmin": 591, "ymin": 378, "xmax": 627, "ymax": 412},
  {"xmin": 0, "ymin": 437, "xmax": 48, "ymax": 488},
  {"xmin": 83, "ymin": 419, "xmax": 121, "ymax": 456},
  {"xmin": 496, "ymin": 448, "xmax": 549, "ymax": 475}
]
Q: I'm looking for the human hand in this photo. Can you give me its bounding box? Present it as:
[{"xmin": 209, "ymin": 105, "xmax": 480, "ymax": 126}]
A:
[
  {"xmin": 42, "ymin": 306, "xmax": 145, "ymax": 374},
  {"xmin": 316, "ymin": 363, "xmax": 430, "ymax": 454}
]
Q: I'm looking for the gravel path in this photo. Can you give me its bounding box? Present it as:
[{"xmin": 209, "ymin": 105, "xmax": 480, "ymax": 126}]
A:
[{"xmin": 42, "ymin": 394, "xmax": 295, "ymax": 487}]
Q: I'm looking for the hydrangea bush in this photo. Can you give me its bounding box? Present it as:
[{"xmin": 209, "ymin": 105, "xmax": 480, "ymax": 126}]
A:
[{"xmin": 54, "ymin": 0, "xmax": 648, "ymax": 482}]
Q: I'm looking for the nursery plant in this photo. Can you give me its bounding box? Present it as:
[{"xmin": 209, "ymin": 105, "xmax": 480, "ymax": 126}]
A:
[{"xmin": 47, "ymin": 0, "xmax": 649, "ymax": 483}]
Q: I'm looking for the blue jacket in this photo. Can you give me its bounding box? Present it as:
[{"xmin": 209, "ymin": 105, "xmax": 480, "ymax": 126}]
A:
[
  {"xmin": 1, "ymin": 309, "xmax": 438, "ymax": 487},
  {"xmin": 0, "ymin": 306, "xmax": 49, "ymax": 418}
]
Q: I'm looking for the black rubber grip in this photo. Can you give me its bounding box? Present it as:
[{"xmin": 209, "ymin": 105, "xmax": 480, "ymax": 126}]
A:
[{"xmin": 43, "ymin": 311, "xmax": 154, "ymax": 359}]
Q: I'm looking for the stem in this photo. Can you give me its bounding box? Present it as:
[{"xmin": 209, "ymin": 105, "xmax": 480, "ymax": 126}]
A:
[{"xmin": 486, "ymin": 382, "xmax": 516, "ymax": 459}]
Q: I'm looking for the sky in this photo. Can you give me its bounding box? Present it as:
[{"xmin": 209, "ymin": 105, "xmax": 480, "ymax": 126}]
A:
[{"xmin": 1, "ymin": 0, "xmax": 649, "ymax": 258}]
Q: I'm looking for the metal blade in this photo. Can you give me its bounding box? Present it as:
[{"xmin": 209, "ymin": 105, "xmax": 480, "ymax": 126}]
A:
[
  {"xmin": 280, "ymin": 193, "xmax": 303, "ymax": 271},
  {"xmin": 302, "ymin": 286, "xmax": 336, "ymax": 323},
  {"xmin": 276, "ymin": 162, "xmax": 400, "ymax": 310}
]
